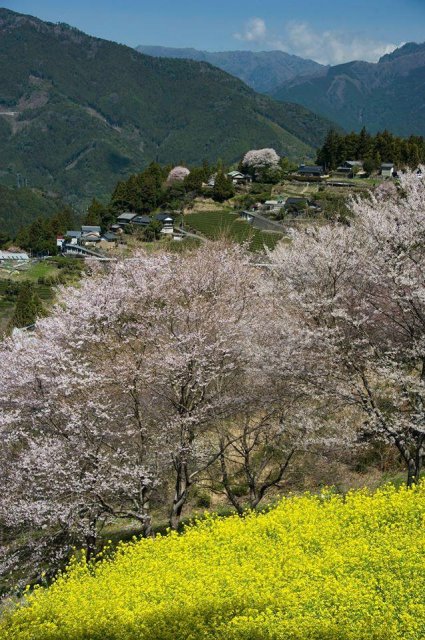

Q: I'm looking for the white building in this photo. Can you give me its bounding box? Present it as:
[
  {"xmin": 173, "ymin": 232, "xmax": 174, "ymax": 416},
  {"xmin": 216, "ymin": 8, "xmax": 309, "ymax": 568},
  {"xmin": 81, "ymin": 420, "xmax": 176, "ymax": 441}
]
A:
[
  {"xmin": 381, "ymin": 163, "xmax": 395, "ymax": 178},
  {"xmin": 0, "ymin": 250, "xmax": 30, "ymax": 263}
]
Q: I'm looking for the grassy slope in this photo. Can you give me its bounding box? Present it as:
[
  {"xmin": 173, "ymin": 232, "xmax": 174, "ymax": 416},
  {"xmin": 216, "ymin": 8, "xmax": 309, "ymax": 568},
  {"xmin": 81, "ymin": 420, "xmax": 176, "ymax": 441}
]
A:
[
  {"xmin": 0, "ymin": 9, "xmax": 336, "ymax": 208},
  {"xmin": 2, "ymin": 484, "xmax": 425, "ymax": 640}
]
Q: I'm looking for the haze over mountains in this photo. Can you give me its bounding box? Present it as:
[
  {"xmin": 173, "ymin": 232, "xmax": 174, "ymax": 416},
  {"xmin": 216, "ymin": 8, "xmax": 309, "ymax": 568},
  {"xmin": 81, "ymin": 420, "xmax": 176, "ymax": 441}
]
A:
[
  {"xmin": 136, "ymin": 46, "xmax": 325, "ymax": 94},
  {"xmin": 0, "ymin": 9, "xmax": 336, "ymax": 208}
]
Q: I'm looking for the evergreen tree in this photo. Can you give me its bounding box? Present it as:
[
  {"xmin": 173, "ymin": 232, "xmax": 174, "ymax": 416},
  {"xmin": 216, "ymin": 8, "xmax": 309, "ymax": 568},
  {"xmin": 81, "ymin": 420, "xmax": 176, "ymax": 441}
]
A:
[
  {"xmin": 10, "ymin": 282, "xmax": 44, "ymax": 329},
  {"xmin": 84, "ymin": 199, "xmax": 114, "ymax": 231},
  {"xmin": 316, "ymin": 129, "xmax": 343, "ymax": 170},
  {"xmin": 357, "ymin": 127, "xmax": 372, "ymax": 159},
  {"xmin": 183, "ymin": 167, "xmax": 205, "ymax": 193},
  {"xmin": 212, "ymin": 170, "xmax": 235, "ymax": 202}
]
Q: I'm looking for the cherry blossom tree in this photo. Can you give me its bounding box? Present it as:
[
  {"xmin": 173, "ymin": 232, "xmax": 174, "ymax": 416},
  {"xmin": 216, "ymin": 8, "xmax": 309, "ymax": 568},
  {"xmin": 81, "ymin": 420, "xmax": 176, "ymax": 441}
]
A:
[
  {"xmin": 0, "ymin": 243, "xmax": 275, "ymax": 587},
  {"xmin": 270, "ymin": 170, "xmax": 425, "ymax": 486},
  {"xmin": 140, "ymin": 244, "xmax": 270, "ymax": 528},
  {"xmin": 242, "ymin": 148, "xmax": 280, "ymax": 171},
  {"xmin": 166, "ymin": 166, "xmax": 190, "ymax": 184}
]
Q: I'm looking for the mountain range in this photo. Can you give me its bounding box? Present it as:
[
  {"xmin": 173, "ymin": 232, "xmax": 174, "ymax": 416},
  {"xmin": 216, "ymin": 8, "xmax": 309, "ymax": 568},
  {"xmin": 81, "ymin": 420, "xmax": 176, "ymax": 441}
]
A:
[
  {"xmin": 136, "ymin": 46, "xmax": 325, "ymax": 94},
  {"xmin": 139, "ymin": 42, "xmax": 425, "ymax": 139},
  {"xmin": 0, "ymin": 9, "xmax": 335, "ymax": 209},
  {"xmin": 271, "ymin": 42, "xmax": 425, "ymax": 136}
]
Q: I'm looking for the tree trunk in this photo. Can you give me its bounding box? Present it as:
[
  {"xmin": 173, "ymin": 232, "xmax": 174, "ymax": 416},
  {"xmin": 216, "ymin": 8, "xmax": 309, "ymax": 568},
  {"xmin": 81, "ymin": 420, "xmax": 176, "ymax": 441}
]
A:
[
  {"xmin": 85, "ymin": 519, "xmax": 98, "ymax": 561},
  {"xmin": 140, "ymin": 514, "xmax": 153, "ymax": 538},
  {"xmin": 407, "ymin": 457, "xmax": 421, "ymax": 487},
  {"xmin": 170, "ymin": 464, "xmax": 190, "ymax": 530}
]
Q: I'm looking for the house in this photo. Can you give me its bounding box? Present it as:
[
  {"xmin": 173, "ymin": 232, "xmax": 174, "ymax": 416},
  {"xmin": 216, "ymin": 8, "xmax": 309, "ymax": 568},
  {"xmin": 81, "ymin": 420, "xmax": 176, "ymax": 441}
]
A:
[
  {"xmin": 81, "ymin": 225, "xmax": 101, "ymax": 246},
  {"xmin": 381, "ymin": 163, "xmax": 395, "ymax": 178},
  {"xmin": 0, "ymin": 250, "xmax": 30, "ymax": 263},
  {"xmin": 131, "ymin": 215, "xmax": 151, "ymax": 226},
  {"xmin": 227, "ymin": 170, "xmax": 252, "ymax": 185},
  {"xmin": 101, "ymin": 232, "xmax": 118, "ymax": 243},
  {"xmin": 130, "ymin": 213, "xmax": 173, "ymax": 227},
  {"xmin": 81, "ymin": 225, "xmax": 101, "ymax": 234},
  {"xmin": 81, "ymin": 232, "xmax": 101, "ymax": 246},
  {"xmin": 264, "ymin": 199, "xmax": 284, "ymax": 212},
  {"xmin": 161, "ymin": 216, "xmax": 174, "ymax": 235},
  {"xmin": 156, "ymin": 213, "xmax": 173, "ymax": 224},
  {"xmin": 297, "ymin": 165, "xmax": 325, "ymax": 178},
  {"xmin": 116, "ymin": 212, "xmax": 138, "ymax": 227},
  {"xmin": 65, "ymin": 230, "xmax": 82, "ymax": 246},
  {"xmin": 284, "ymin": 197, "xmax": 309, "ymax": 214},
  {"xmin": 335, "ymin": 160, "xmax": 364, "ymax": 177}
]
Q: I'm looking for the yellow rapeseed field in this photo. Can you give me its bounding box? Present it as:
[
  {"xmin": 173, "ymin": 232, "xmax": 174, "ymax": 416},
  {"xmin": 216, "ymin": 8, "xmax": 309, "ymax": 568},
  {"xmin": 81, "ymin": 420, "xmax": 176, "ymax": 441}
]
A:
[{"xmin": 2, "ymin": 484, "xmax": 425, "ymax": 639}]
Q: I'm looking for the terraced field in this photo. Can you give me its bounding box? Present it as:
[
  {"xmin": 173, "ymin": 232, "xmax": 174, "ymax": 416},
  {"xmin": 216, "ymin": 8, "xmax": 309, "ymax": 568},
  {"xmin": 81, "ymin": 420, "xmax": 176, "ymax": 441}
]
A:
[{"xmin": 184, "ymin": 210, "xmax": 283, "ymax": 252}]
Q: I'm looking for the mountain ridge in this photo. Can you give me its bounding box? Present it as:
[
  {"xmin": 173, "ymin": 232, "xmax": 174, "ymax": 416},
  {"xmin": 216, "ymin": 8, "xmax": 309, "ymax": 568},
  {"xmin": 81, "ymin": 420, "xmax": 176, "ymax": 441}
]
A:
[
  {"xmin": 0, "ymin": 8, "xmax": 336, "ymax": 209},
  {"xmin": 135, "ymin": 45, "xmax": 326, "ymax": 94},
  {"xmin": 271, "ymin": 41, "xmax": 425, "ymax": 136}
]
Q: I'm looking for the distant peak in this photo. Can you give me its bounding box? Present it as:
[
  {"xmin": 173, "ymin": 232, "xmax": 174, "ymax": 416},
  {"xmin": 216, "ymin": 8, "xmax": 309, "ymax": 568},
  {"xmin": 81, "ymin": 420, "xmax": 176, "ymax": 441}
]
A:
[{"xmin": 379, "ymin": 42, "xmax": 425, "ymax": 63}]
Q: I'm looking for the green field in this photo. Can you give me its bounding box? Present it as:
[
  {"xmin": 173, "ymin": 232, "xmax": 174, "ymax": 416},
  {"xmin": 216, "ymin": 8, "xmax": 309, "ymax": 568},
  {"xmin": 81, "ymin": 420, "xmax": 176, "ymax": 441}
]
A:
[{"xmin": 184, "ymin": 211, "xmax": 283, "ymax": 251}]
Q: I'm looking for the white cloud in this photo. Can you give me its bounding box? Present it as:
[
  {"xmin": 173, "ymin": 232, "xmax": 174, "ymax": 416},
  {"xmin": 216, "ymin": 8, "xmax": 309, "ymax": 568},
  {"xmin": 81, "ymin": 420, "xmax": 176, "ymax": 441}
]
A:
[
  {"xmin": 233, "ymin": 17, "xmax": 401, "ymax": 65},
  {"xmin": 283, "ymin": 21, "xmax": 400, "ymax": 65},
  {"xmin": 234, "ymin": 18, "xmax": 267, "ymax": 43}
]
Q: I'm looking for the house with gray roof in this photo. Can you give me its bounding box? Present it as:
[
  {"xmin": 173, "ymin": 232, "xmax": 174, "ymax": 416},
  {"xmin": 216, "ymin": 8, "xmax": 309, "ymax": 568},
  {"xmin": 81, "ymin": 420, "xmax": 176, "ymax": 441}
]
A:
[
  {"xmin": 381, "ymin": 163, "xmax": 395, "ymax": 178},
  {"xmin": 81, "ymin": 225, "xmax": 101, "ymax": 234},
  {"xmin": 116, "ymin": 212, "xmax": 138, "ymax": 227},
  {"xmin": 297, "ymin": 165, "xmax": 325, "ymax": 178}
]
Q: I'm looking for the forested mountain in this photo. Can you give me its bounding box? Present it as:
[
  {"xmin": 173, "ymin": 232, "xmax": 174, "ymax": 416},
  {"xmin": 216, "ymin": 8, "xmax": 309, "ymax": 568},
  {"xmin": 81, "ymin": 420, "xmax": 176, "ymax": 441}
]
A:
[
  {"xmin": 271, "ymin": 42, "xmax": 425, "ymax": 136},
  {"xmin": 0, "ymin": 9, "xmax": 335, "ymax": 209},
  {"xmin": 0, "ymin": 185, "xmax": 65, "ymax": 237},
  {"xmin": 136, "ymin": 45, "xmax": 325, "ymax": 93}
]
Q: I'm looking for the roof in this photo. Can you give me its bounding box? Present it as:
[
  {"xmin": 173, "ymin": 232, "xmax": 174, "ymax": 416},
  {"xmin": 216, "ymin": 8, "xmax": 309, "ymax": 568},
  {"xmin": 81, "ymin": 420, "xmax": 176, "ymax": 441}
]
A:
[
  {"xmin": 285, "ymin": 197, "xmax": 308, "ymax": 206},
  {"xmin": 66, "ymin": 230, "xmax": 82, "ymax": 238},
  {"xmin": 228, "ymin": 171, "xmax": 245, "ymax": 178},
  {"xmin": 81, "ymin": 233, "xmax": 101, "ymax": 242},
  {"xmin": 0, "ymin": 251, "xmax": 29, "ymax": 260},
  {"xmin": 156, "ymin": 212, "xmax": 172, "ymax": 222},
  {"xmin": 344, "ymin": 160, "xmax": 363, "ymax": 167},
  {"xmin": 81, "ymin": 225, "xmax": 101, "ymax": 233},
  {"xmin": 102, "ymin": 232, "xmax": 118, "ymax": 241},
  {"xmin": 132, "ymin": 215, "xmax": 151, "ymax": 225},
  {"xmin": 265, "ymin": 200, "xmax": 280, "ymax": 206},
  {"xmin": 381, "ymin": 163, "xmax": 394, "ymax": 168},
  {"xmin": 298, "ymin": 165, "xmax": 324, "ymax": 174},
  {"xmin": 117, "ymin": 213, "xmax": 137, "ymax": 222}
]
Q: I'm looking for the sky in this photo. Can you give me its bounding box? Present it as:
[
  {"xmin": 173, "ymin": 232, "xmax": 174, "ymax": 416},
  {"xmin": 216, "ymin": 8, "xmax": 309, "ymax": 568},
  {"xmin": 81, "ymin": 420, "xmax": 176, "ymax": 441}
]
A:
[{"xmin": 3, "ymin": 0, "xmax": 425, "ymax": 65}]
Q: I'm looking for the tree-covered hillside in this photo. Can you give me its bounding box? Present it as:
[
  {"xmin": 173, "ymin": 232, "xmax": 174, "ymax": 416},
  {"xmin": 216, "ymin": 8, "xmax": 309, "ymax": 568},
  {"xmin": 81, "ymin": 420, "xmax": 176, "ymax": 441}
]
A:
[
  {"xmin": 0, "ymin": 9, "xmax": 336, "ymax": 209},
  {"xmin": 271, "ymin": 42, "xmax": 425, "ymax": 136},
  {"xmin": 0, "ymin": 185, "xmax": 65, "ymax": 237}
]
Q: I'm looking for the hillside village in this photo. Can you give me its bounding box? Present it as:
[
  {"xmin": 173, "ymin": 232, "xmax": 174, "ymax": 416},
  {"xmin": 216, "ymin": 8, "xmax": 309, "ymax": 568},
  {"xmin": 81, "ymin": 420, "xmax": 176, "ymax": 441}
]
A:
[
  {"xmin": 0, "ymin": 151, "xmax": 406, "ymax": 277},
  {"xmin": 0, "ymin": 148, "xmax": 407, "ymax": 336}
]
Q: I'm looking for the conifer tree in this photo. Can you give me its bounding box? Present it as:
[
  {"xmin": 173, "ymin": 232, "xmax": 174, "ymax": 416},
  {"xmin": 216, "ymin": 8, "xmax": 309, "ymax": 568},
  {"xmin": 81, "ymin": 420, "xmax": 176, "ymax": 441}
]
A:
[
  {"xmin": 10, "ymin": 282, "xmax": 43, "ymax": 329},
  {"xmin": 212, "ymin": 170, "xmax": 235, "ymax": 202}
]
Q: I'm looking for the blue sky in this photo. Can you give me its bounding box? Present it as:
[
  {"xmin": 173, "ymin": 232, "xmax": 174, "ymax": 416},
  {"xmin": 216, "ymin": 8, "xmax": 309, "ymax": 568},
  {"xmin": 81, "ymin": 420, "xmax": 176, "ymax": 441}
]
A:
[{"xmin": 3, "ymin": 0, "xmax": 425, "ymax": 64}]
